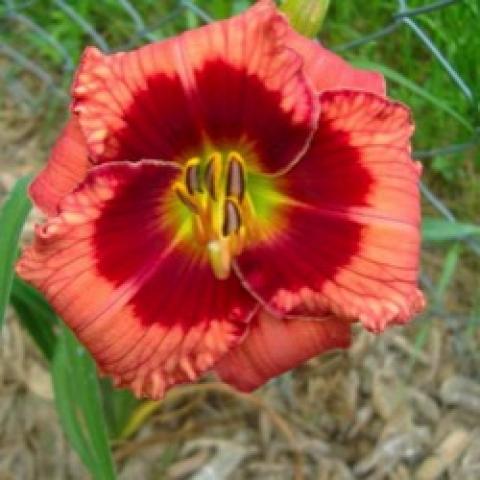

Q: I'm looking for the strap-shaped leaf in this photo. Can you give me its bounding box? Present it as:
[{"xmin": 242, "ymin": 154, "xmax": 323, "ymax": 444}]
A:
[
  {"xmin": 0, "ymin": 176, "xmax": 32, "ymax": 328},
  {"xmin": 52, "ymin": 324, "xmax": 117, "ymax": 480},
  {"xmin": 10, "ymin": 275, "xmax": 58, "ymax": 361}
]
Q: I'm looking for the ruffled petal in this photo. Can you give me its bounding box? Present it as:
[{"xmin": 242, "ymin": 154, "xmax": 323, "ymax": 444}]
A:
[
  {"xmin": 72, "ymin": 0, "xmax": 317, "ymax": 173},
  {"xmin": 235, "ymin": 90, "xmax": 425, "ymax": 333},
  {"xmin": 17, "ymin": 160, "xmax": 256, "ymax": 399},
  {"xmin": 30, "ymin": 117, "xmax": 90, "ymax": 215},
  {"xmin": 215, "ymin": 311, "xmax": 351, "ymax": 392},
  {"xmin": 287, "ymin": 31, "xmax": 386, "ymax": 95}
]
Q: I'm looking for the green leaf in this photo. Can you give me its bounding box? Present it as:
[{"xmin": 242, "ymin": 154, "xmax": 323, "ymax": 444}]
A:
[
  {"xmin": 52, "ymin": 324, "xmax": 116, "ymax": 480},
  {"xmin": 10, "ymin": 276, "xmax": 58, "ymax": 361},
  {"xmin": 352, "ymin": 61, "xmax": 474, "ymax": 132},
  {"xmin": 422, "ymin": 218, "xmax": 480, "ymax": 243},
  {"xmin": 100, "ymin": 379, "xmax": 139, "ymax": 440},
  {"xmin": 0, "ymin": 176, "xmax": 32, "ymax": 329}
]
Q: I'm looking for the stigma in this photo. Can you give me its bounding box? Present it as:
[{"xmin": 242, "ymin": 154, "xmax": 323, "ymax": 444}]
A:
[{"xmin": 174, "ymin": 151, "xmax": 250, "ymax": 280}]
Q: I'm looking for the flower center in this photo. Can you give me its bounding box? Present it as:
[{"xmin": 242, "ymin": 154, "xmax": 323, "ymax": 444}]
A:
[{"xmin": 173, "ymin": 151, "xmax": 252, "ymax": 280}]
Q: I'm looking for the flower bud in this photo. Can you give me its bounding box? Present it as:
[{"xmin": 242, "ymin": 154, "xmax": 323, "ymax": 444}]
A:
[{"xmin": 280, "ymin": 0, "xmax": 331, "ymax": 38}]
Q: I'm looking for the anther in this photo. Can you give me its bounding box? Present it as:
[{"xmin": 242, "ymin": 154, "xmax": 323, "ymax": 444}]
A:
[
  {"xmin": 222, "ymin": 198, "xmax": 242, "ymax": 237},
  {"xmin": 174, "ymin": 183, "xmax": 200, "ymax": 214},
  {"xmin": 204, "ymin": 153, "xmax": 221, "ymax": 201},
  {"xmin": 185, "ymin": 163, "xmax": 201, "ymax": 195},
  {"xmin": 226, "ymin": 153, "xmax": 246, "ymax": 202}
]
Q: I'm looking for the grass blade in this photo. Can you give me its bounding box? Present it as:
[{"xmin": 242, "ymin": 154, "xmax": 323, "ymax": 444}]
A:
[
  {"xmin": 52, "ymin": 324, "xmax": 116, "ymax": 480},
  {"xmin": 0, "ymin": 175, "xmax": 32, "ymax": 328},
  {"xmin": 422, "ymin": 217, "xmax": 480, "ymax": 243},
  {"xmin": 10, "ymin": 275, "xmax": 58, "ymax": 361},
  {"xmin": 434, "ymin": 243, "xmax": 462, "ymax": 306}
]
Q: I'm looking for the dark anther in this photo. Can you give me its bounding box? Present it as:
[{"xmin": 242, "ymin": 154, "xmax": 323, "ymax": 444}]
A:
[
  {"xmin": 186, "ymin": 164, "xmax": 201, "ymax": 195},
  {"xmin": 222, "ymin": 199, "xmax": 242, "ymax": 236},
  {"xmin": 204, "ymin": 157, "xmax": 218, "ymax": 201},
  {"xmin": 226, "ymin": 157, "xmax": 245, "ymax": 201}
]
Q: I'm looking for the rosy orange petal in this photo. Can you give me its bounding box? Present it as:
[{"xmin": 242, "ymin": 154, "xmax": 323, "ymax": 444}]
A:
[
  {"xmin": 215, "ymin": 311, "xmax": 351, "ymax": 392},
  {"xmin": 72, "ymin": 0, "xmax": 317, "ymax": 173},
  {"xmin": 30, "ymin": 117, "xmax": 90, "ymax": 215},
  {"xmin": 17, "ymin": 160, "xmax": 256, "ymax": 399},
  {"xmin": 236, "ymin": 90, "xmax": 425, "ymax": 333},
  {"xmin": 287, "ymin": 31, "xmax": 386, "ymax": 95}
]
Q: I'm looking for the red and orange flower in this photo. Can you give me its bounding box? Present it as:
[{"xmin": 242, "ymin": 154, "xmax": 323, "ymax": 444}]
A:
[{"xmin": 17, "ymin": 0, "xmax": 425, "ymax": 398}]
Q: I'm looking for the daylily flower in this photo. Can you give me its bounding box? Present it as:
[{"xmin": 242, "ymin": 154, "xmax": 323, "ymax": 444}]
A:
[{"xmin": 17, "ymin": 0, "xmax": 425, "ymax": 399}]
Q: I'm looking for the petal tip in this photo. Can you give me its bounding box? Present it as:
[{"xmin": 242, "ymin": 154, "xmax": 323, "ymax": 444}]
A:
[
  {"xmin": 215, "ymin": 313, "xmax": 352, "ymax": 392},
  {"xmin": 359, "ymin": 287, "xmax": 426, "ymax": 333}
]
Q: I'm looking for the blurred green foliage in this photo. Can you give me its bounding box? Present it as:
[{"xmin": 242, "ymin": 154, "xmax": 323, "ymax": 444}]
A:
[{"xmin": 326, "ymin": 0, "xmax": 479, "ymax": 184}]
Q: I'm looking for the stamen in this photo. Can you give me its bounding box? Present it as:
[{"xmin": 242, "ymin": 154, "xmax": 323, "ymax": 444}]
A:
[
  {"xmin": 204, "ymin": 153, "xmax": 221, "ymax": 201},
  {"xmin": 174, "ymin": 150, "xmax": 252, "ymax": 280},
  {"xmin": 185, "ymin": 163, "xmax": 201, "ymax": 195},
  {"xmin": 174, "ymin": 183, "xmax": 200, "ymax": 214},
  {"xmin": 222, "ymin": 198, "xmax": 242, "ymax": 237},
  {"xmin": 226, "ymin": 153, "xmax": 245, "ymax": 202}
]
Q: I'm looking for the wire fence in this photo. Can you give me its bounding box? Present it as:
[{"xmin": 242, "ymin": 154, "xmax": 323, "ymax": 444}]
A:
[{"xmin": 1, "ymin": 0, "xmax": 479, "ymax": 314}]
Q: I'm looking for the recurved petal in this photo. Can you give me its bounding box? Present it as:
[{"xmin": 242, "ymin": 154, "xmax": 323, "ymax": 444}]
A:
[
  {"xmin": 17, "ymin": 160, "xmax": 255, "ymax": 399},
  {"xmin": 215, "ymin": 311, "xmax": 351, "ymax": 392},
  {"xmin": 235, "ymin": 90, "xmax": 425, "ymax": 333},
  {"xmin": 30, "ymin": 117, "xmax": 91, "ymax": 215},
  {"xmin": 287, "ymin": 31, "xmax": 386, "ymax": 95},
  {"xmin": 72, "ymin": 0, "xmax": 317, "ymax": 173}
]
